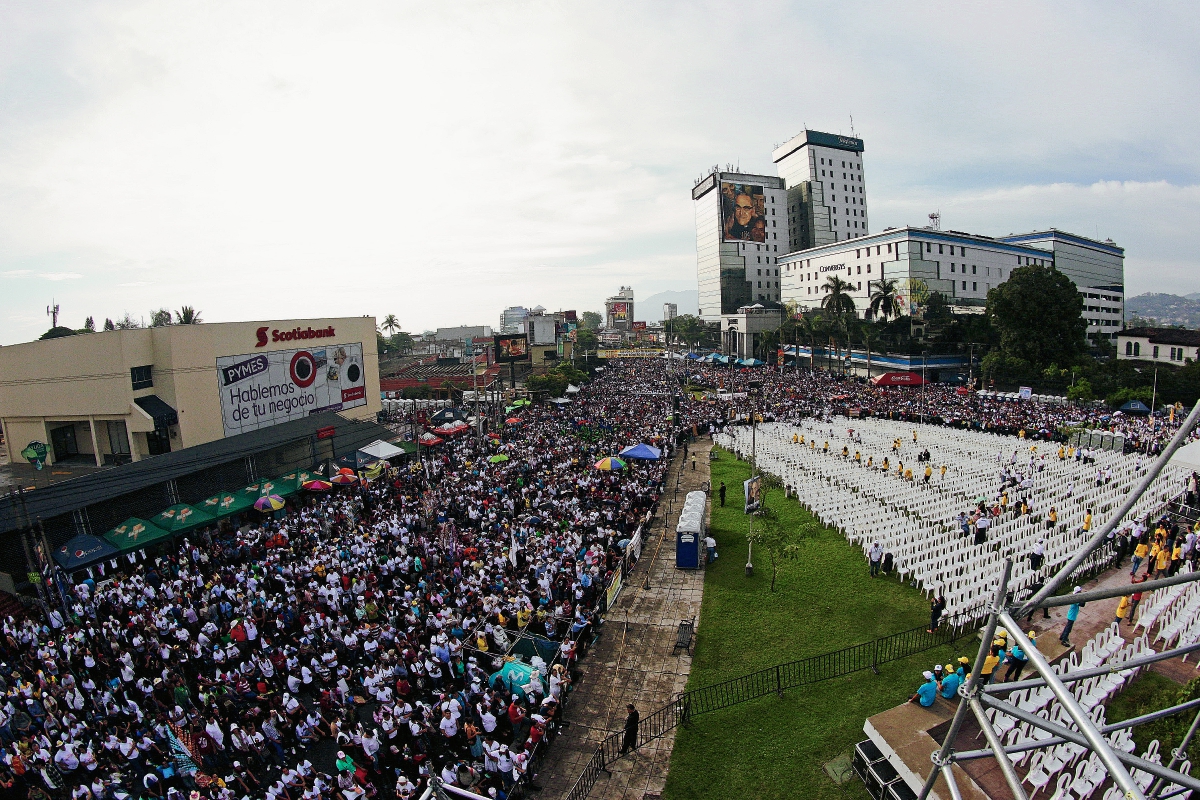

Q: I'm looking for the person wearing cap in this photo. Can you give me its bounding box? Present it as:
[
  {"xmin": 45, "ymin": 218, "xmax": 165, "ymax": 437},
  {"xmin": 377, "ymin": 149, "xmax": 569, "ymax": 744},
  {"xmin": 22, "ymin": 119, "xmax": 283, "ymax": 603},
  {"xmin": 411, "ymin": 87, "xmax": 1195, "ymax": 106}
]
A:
[
  {"xmin": 1060, "ymin": 586, "xmax": 1085, "ymax": 647},
  {"xmin": 909, "ymin": 672, "xmax": 938, "ymax": 707},
  {"xmin": 1003, "ymin": 636, "xmax": 1029, "ymax": 682},
  {"xmin": 938, "ymin": 664, "xmax": 961, "ymax": 699}
]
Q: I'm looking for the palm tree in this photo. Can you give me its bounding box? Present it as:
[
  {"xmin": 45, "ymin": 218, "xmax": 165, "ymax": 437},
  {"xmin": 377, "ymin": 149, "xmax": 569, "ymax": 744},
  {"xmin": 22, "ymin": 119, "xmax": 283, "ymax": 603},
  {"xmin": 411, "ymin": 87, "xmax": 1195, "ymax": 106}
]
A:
[
  {"xmin": 381, "ymin": 314, "xmax": 400, "ymax": 336},
  {"xmin": 868, "ymin": 279, "xmax": 901, "ymax": 322},
  {"xmin": 820, "ymin": 276, "xmax": 857, "ymax": 318},
  {"xmin": 796, "ymin": 315, "xmax": 817, "ymax": 371},
  {"xmin": 175, "ymin": 306, "xmax": 202, "ymax": 325},
  {"xmin": 861, "ymin": 323, "xmax": 879, "ymax": 380}
]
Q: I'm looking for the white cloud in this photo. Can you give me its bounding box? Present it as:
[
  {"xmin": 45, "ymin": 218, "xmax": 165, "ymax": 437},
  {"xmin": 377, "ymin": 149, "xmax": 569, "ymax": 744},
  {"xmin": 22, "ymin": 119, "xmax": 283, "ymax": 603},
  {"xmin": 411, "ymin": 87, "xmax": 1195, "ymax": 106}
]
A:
[
  {"xmin": 2, "ymin": 270, "xmax": 32, "ymax": 277},
  {"xmin": 0, "ymin": 1, "xmax": 1196, "ymax": 342},
  {"xmin": 39, "ymin": 272, "xmax": 82, "ymax": 281}
]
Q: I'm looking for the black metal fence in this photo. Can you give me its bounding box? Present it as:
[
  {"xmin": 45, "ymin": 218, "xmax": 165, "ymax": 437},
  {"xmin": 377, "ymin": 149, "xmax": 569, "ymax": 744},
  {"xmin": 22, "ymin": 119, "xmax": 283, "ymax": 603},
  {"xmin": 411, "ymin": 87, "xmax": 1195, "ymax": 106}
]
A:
[{"xmin": 562, "ymin": 602, "xmax": 988, "ymax": 800}]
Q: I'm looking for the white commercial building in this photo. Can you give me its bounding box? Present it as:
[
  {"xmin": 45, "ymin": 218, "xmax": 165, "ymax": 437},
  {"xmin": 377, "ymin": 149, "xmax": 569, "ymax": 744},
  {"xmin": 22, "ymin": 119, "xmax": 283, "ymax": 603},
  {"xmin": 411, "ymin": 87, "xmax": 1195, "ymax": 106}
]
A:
[
  {"xmin": 693, "ymin": 172, "xmax": 790, "ymax": 321},
  {"xmin": 780, "ymin": 227, "xmax": 1123, "ymax": 341},
  {"xmin": 1118, "ymin": 327, "xmax": 1200, "ymax": 364},
  {"xmin": 499, "ymin": 307, "xmax": 529, "ymax": 334},
  {"xmin": 435, "ymin": 325, "xmax": 493, "ymax": 341},
  {"xmin": 772, "ymin": 129, "xmax": 869, "ymax": 248}
]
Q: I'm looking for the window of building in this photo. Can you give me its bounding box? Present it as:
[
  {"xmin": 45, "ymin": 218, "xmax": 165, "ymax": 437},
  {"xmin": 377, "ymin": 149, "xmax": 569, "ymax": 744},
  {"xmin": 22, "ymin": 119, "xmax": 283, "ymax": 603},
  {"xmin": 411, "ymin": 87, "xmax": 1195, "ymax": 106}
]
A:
[
  {"xmin": 926, "ymin": 242, "xmax": 931, "ymax": 252},
  {"xmin": 938, "ymin": 244, "xmax": 944, "ymax": 254},
  {"xmin": 867, "ymin": 265, "xmax": 871, "ymax": 273},
  {"xmin": 757, "ymin": 282, "xmax": 761, "ymax": 288},
  {"xmin": 1134, "ymin": 342, "xmax": 1141, "ymax": 356},
  {"xmin": 972, "ymin": 265, "xmax": 977, "ymax": 274},
  {"xmin": 757, "ymin": 268, "xmax": 761, "ymax": 275},
  {"xmin": 962, "ymin": 281, "xmax": 967, "ymax": 290},
  {"xmin": 886, "ymin": 243, "xmax": 892, "ymax": 253},
  {"xmin": 106, "ymin": 421, "xmax": 131, "ymax": 457},
  {"xmin": 972, "ymin": 282, "xmax": 977, "ymax": 291},
  {"xmin": 951, "ymin": 264, "xmax": 955, "ymax": 273},
  {"xmin": 130, "ymin": 365, "xmax": 153, "ymax": 390},
  {"xmin": 1153, "ymin": 345, "xmax": 1160, "ymax": 359},
  {"xmin": 960, "ymin": 246, "xmax": 966, "ymax": 256}
]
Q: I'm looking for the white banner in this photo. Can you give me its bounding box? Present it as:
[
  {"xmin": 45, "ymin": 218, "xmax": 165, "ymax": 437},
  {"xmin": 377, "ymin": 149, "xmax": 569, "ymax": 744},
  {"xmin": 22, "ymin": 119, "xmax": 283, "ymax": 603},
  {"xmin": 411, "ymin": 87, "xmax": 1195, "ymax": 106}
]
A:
[{"xmin": 216, "ymin": 342, "xmax": 367, "ymax": 436}]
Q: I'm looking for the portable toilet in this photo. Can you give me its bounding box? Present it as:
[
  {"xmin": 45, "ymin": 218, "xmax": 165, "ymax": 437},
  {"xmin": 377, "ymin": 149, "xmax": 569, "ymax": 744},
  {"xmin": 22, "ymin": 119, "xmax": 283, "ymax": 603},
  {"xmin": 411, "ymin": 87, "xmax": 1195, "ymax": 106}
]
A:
[{"xmin": 676, "ymin": 491, "xmax": 707, "ymax": 569}]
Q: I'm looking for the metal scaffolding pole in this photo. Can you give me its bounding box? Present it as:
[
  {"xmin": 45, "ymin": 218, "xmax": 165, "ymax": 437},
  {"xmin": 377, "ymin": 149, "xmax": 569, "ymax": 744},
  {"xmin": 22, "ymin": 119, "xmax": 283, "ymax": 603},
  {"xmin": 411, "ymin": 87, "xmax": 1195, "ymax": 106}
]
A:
[
  {"xmin": 952, "ymin": 696, "xmax": 1200, "ymax": 761},
  {"xmin": 977, "ymin": 693, "xmax": 1200, "ymax": 793},
  {"xmin": 1028, "ymin": 568, "xmax": 1200, "ymax": 610},
  {"xmin": 984, "ymin": 640, "xmax": 1200, "ymax": 695},
  {"xmin": 997, "ymin": 611, "xmax": 1144, "ymax": 797},
  {"xmin": 1019, "ymin": 401, "xmax": 1200, "ymax": 615},
  {"xmin": 916, "ymin": 559, "xmax": 1012, "ymax": 800},
  {"xmin": 1148, "ymin": 706, "xmax": 1200, "ymax": 799},
  {"xmin": 967, "ymin": 696, "xmax": 1029, "ymax": 800}
]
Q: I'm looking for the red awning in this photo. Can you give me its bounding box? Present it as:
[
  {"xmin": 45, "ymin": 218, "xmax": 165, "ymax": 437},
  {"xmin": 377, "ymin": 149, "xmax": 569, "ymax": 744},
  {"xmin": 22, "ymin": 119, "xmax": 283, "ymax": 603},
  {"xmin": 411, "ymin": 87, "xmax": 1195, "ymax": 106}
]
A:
[{"xmin": 871, "ymin": 371, "xmax": 926, "ymax": 387}]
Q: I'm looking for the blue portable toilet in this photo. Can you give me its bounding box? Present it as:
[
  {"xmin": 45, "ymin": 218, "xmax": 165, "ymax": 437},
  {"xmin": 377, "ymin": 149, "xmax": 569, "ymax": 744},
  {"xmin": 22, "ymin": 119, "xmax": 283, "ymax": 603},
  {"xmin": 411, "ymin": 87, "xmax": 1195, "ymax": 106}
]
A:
[{"xmin": 676, "ymin": 491, "xmax": 706, "ymax": 569}]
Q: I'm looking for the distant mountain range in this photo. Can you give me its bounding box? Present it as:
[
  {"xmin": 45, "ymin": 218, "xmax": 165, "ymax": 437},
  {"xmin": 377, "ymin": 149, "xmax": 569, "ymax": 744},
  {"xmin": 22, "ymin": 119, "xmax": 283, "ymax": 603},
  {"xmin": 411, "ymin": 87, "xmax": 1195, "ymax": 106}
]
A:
[
  {"xmin": 636, "ymin": 289, "xmax": 699, "ymax": 322},
  {"xmin": 1125, "ymin": 293, "xmax": 1200, "ymax": 329}
]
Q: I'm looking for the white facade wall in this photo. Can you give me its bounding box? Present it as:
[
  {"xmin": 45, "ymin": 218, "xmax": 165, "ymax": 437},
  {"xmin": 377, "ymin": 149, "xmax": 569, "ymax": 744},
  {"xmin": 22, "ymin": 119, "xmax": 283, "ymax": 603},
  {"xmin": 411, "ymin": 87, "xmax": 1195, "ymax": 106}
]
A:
[{"xmin": 781, "ymin": 228, "xmax": 1051, "ymax": 315}]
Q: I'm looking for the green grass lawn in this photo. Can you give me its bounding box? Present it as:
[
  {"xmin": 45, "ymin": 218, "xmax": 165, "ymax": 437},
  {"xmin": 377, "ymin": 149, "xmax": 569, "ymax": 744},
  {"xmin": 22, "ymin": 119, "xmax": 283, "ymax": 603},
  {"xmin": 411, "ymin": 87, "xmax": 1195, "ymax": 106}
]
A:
[
  {"xmin": 1107, "ymin": 670, "xmax": 1200, "ymax": 766},
  {"xmin": 662, "ymin": 447, "xmax": 969, "ymax": 800}
]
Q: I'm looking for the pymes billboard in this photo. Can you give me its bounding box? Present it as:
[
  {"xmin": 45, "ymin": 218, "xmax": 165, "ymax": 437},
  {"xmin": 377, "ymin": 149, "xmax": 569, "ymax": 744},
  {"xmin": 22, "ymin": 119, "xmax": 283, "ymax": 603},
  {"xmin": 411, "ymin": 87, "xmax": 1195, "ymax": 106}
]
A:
[{"xmin": 216, "ymin": 342, "xmax": 366, "ymax": 436}]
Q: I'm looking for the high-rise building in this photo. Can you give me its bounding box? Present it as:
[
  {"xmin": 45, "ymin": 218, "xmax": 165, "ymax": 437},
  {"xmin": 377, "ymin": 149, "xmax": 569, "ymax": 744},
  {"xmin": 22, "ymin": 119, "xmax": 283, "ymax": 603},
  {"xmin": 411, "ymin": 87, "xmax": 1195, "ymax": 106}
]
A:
[
  {"xmin": 605, "ymin": 287, "xmax": 635, "ymax": 333},
  {"xmin": 663, "ymin": 303, "xmax": 678, "ymax": 321},
  {"xmin": 692, "ymin": 172, "xmax": 789, "ymax": 322},
  {"xmin": 499, "ymin": 306, "xmax": 529, "ymax": 334},
  {"xmin": 772, "ymin": 130, "xmax": 868, "ymax": 249}
]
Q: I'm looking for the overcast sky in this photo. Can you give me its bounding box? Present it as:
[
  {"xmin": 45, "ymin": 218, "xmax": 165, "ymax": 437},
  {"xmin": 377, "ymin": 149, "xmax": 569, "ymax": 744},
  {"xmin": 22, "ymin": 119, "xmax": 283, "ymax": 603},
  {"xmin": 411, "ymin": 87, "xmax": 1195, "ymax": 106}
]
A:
[{"xmin": 1, "ymin": 1, "xmax": 1197, "ymax": 343}]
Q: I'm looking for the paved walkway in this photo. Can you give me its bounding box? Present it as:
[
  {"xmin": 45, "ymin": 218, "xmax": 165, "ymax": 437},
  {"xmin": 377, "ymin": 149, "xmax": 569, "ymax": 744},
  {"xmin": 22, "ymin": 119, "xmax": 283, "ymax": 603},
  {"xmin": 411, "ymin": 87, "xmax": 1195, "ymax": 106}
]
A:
[{"xmin": 537, "ymin": 440, "xmax": 713, "ymax": 800}]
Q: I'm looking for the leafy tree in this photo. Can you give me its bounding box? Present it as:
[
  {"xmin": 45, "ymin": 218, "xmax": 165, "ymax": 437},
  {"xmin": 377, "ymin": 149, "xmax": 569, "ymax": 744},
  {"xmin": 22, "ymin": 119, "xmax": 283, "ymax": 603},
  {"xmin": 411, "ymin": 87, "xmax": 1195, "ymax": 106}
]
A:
[
  {"xmin": 986, "ymin": 265, "xmax": 1086, "ymax": 372},
  {"xmin": 149, "ymin": 309, "xmax": 173, "ymax": 327},
  {"xmin": 380, "ymin": 314, "xmax": 400, "ymax": 336},
  {"xmin": 401, "ymin": 385, "xmax": 433, "ymax": 399},
  {"xmin": 574, "ymin": 328, "xmax": 599, "ymax": 357},
  {"xmin": 580, "ymin": 311, "xmax": 603, "ymax": 330},
  {"xmin": 1107, "ymin": 385, "xmax": 1153, "ymax": 408},
  {"xmin": 39, "ymin": 326, "xmax": 78, "ymax": 340},
  {"xmin": 84, "ymin": 316, "xmax": 96, "ymax": 332},
  {"xmin": 1067, "ymin": 377, "xmax": 1095, "ymax": 403},
  {"xmin": 390, "ymin": 331, "xmax": 415, "ymax": 354},
  {"xmin": 745, "ymin": 473, "xmax": 807, "ymax": 592},
  {"xmin": 868, "ymin": 278, "xmax": 902, "ymax": 321},
  {"xmin": 175, "ymin": 306, "xmax": 202, "ymax": 324},
  {"xmin": 103, "ymin": 318, "xmax": 116, "ymax": 331},
  {"xmin": 526, "ymin": 372, "xmax": 568, "ymax": 397},
  {"xmin": 114, "ymin": 313, "xmax": 142, "ymax": 330},
  {"xmin": 667, "ymin": 314, "xmax": 705, "ymax": 349}
]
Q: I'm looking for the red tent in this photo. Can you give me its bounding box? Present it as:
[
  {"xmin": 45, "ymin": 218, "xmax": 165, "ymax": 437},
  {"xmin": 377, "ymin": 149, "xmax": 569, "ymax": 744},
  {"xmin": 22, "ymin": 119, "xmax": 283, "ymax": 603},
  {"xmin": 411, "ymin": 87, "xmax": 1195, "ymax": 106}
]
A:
[{"xmin": 871, "ymin": 371, "xmax": 926, "ymax": 387}]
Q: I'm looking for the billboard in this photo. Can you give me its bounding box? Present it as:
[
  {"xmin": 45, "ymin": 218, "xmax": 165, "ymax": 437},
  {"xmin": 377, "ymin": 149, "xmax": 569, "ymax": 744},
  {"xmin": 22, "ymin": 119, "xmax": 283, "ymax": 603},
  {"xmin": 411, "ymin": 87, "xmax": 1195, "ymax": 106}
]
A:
[
  {"xmin": 610, "ymin": 302, "xmax": 629, "ymax": 322},
  {"xmin": 494, "ymin": 334, "xmax": 530, "ymax": 363},
  {"xmin": 217, "ymin": 342, "xmax": 366, "ymax": 436},
  {"xmin": 744, "ymin": 475, "xmax": 762, "ymax": 513},
  {"xmin": 721, "ymin": 182, "xmax": 767, "ymax": 243}
]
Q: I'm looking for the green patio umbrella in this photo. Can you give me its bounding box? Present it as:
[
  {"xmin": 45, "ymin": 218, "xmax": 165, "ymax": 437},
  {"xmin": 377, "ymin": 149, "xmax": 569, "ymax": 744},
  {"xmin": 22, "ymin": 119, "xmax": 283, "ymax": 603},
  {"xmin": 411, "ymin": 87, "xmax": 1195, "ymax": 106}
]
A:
[
  {"xmin": 150, "ymin": 503, "xmax": 216, "ymax": 533},
  {"xmin": 199, "ymin": 491, "xmax": 255, "ymax": 519},
  {"xmin": 259, "ymin": 472, "xmax": 301, "ymax": 498},
  {"xmin": 512, "ymin": 399, "xmax": 531, "ymax": 407},
  {"xmin": 103, "ymin": 517, "xmax": 173, "ymax": 553},
  {"xmin": 488, "ymin": 454, "xmax": 510, "ymax": 464}
]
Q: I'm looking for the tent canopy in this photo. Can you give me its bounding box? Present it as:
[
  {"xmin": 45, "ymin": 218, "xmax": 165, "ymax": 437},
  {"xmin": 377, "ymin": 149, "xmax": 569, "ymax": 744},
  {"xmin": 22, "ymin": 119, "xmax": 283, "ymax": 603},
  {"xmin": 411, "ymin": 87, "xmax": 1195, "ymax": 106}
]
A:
[
  {"xmin": 619, "ymin": 443, "xmax": 662, "ymax": 460},
  {"xmin": 1171, "ymin": 440, "xmax": 1200, "ymax": 471},
  {"xmin": 871, "ymin": 371, "xmax": 927, "ymax": 387},
  {"xmin": 430, "ymin": 407, "xmax": 470, "ymax": 423},
  {"xmin": 54, "ymin": 534, "xmax": 119, "ymax": 570},
  {"xmin": 104, "ymin": 517, "xmax": 172, "ymax": 553},
  {"xmin": 1119, "ymin": 399, "xmax": 1151, "ymax": 415},
  {"xmin": 151, "ymin": 503, "xmax": 216, "ymax": 533},
  {"xmin": 356, "ymin": 439, "xmax": 410, "ymax": 468},
  {"xmin": 199, "ymin": 491, "xmax": 254, "ymax": 519}
]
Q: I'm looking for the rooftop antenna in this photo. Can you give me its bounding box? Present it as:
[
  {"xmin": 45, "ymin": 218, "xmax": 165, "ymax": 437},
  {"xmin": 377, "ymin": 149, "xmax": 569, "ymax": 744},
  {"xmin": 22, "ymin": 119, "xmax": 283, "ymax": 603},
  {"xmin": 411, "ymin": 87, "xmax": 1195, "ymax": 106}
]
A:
[
  {"xmin": 850, "ymin": 114, "xmax": 856, "ymax": 138},
  {"xmin": 47, "ymin": 300, "xmax": 59, "ymax": 328},
  {"xmin": 928, "ymin": 211, "xmax": 941, "ymax": 230}
]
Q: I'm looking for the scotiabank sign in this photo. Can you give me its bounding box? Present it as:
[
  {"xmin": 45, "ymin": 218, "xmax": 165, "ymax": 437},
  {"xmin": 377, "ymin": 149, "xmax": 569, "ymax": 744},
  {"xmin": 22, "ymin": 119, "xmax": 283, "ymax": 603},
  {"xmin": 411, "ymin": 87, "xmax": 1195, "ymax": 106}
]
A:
[{"xmin": 256, "ymin": 325, "xmax": 336, "ymax": 347}]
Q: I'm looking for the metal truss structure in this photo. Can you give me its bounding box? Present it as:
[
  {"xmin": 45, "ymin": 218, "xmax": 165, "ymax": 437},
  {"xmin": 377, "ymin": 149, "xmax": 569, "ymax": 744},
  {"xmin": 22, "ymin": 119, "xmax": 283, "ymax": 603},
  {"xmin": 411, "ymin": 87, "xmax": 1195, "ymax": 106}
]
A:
[{"xmin": 918, "ymin": 402, "xmax": 1200, "ymax": 800}]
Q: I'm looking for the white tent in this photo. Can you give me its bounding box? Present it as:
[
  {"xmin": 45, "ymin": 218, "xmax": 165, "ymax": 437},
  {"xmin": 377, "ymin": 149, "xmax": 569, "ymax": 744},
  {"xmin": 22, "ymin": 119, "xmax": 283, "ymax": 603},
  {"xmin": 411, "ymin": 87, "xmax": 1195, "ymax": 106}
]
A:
[
  {"xmin": 1170, "ymin": 440, "xmax": 1200, "ymax": 471},
  {"xmin": 565, "ymin": 384, "xmax": 580, "ymax": 394},
  {"xmin": 356, "ymin": 439, "xmax": 408, "ymax": 466}
]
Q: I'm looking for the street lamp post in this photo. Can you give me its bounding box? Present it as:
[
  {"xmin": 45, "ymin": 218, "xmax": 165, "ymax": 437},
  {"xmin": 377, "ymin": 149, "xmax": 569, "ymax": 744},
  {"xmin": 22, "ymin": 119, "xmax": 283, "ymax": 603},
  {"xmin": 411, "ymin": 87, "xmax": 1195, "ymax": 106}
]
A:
[{"xmin": 921, "ymin": 350, "xmax": 929, "ymax": 425}]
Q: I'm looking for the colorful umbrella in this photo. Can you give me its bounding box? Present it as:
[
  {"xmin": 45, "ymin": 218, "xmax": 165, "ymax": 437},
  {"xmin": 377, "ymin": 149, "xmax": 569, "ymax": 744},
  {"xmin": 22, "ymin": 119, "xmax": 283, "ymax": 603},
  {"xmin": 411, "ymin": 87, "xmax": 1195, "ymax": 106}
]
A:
[
  {"xmin": 488, "ymin": 454, "xmax": 510, "ymax": 464},
  {"xmin": 512, "ymin": 399, "xmax": 531, "ymax": 407},
  {"xmin": 254, "ymin": 494, "xmax": 286, "ymax": 512},
  {"xmin": 302, "ymin": 479, "xmax": 333, "ymax": 491},
  {"xmin": 594, "ymin": 457, "xmax": 626, "ymax": 470},
  {"xmin": 330, "ymin": 472, "xmax": 358, "ymax": 485},
  {"xmin": 505, "ymin": 418, "xmax": 521, "ymax": 425}
]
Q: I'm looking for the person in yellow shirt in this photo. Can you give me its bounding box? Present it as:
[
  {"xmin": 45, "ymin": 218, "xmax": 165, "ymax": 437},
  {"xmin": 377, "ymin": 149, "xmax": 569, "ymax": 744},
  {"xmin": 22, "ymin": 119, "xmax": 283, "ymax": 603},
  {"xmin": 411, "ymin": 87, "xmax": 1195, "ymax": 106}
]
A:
[
  {"xmin": 1172, "ymin": 542, "xmax": 1184, "ymax": 576},
  {"xmin": 1082, "ymin": 508, "xmax": 1093, "ymax": 535},
  {"xmin": 1132, "ymin": 538, "xmax": 1150, "ymax": 576},
  {"xmin": 896, "ymin": 461, "xmax": 904, "ymax": 477},
  {"xmin": 842, "ymin": 445, "xmax": 849, "ymax": 458},
  {"xmin": 823, "ymin": 441, "xmax": 830, "ymax": 454},
  {"xmin": 939, "ymin": 464, "xmax": 947, "ymax": 480},
  {"xmin": 1058, "ymin": 445, "xmax": 1066, "ymax": 461},
  {"xmin": 1115, "ymin": 593, "xmax": 1130, "ymax": 624},
  {"xmin": 867, "ymin": 455, "xmax": 874, "ymax": 469},
  {"xmin": 980, "ymin": 644, "xmax": 1003, "ymax": 686},
  {"xmin": 923, "ymin": 465, "xmax": 933, "ymax": 484},
  {"xmin": 855, "ymin": 451, "xmax": 862, "ymax": 464},
  {"xmin": 904, "ymin": 467, "xmax": 913, "ymax": 481},
  {"xmin": 792, "ymin": 433, "xmax": 799, "ymax": 444},
  {"xmin": 1047, "ymin": 507, "xmax": 1057, "ymax": 530},
  {"xmin": 1155, "ymin": 542, "xmax": 1172, "ymax": 578},
  {"xmin": 881, "ymin": 457, "xmax": 889, "ymax": 472}
]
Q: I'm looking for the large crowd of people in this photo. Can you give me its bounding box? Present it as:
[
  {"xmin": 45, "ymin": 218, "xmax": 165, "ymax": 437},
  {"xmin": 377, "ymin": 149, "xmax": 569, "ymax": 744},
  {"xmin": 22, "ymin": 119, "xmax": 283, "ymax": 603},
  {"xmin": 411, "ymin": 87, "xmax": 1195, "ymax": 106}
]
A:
[{"xmin": 0, "ymin": 359, "xmax": 1191, "ymax": 800}]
